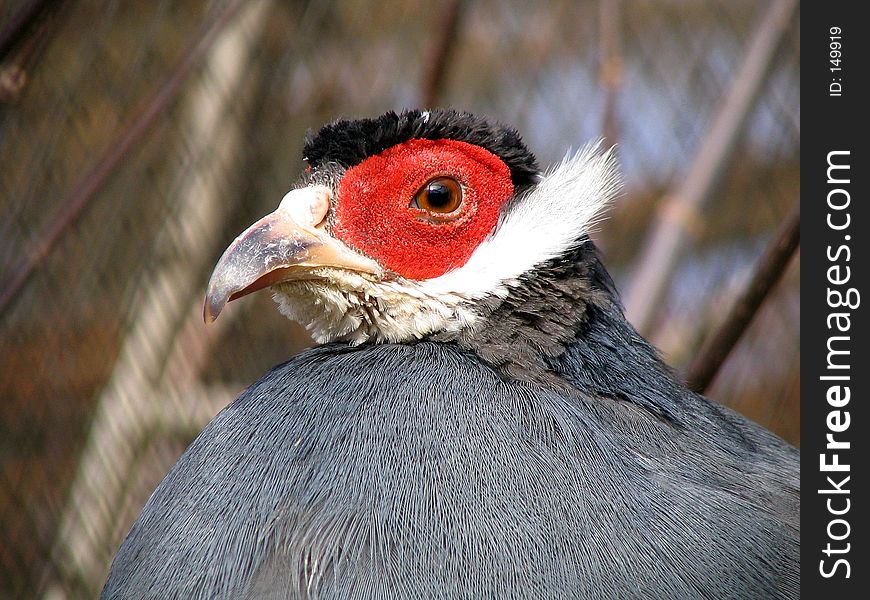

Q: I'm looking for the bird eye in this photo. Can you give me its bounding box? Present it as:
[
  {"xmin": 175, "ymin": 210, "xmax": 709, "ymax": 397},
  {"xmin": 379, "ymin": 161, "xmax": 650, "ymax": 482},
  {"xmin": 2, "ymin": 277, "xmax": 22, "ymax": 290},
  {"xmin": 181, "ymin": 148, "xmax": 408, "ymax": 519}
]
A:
[{"xmin": 411, "ymin": 177, "xmax": 463, "ymax": 215}]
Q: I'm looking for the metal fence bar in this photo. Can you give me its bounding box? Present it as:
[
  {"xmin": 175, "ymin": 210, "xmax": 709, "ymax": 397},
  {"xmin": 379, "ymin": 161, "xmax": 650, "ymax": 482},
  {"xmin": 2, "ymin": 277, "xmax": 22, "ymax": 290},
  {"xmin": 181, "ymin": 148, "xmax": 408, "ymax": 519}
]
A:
[
  {"xmin": 0, "ymin": 0, "xmax": 57, "ymax": 62},
  {"xmin": 419, "ymin": 0, "xmax": 466, "ymax": 107},
  {"xmin": 0, "ymin": 0, "xmax": 247, "ymax": 318},
  {"xmin": 598, "ymin": 0, "xmax": 622, "ymax": 145},
  {"xmin": 43, "ymin": 2, "xmax": 273, "ymax": 595},
  {"xmin": 623, "ymin": 0, "xmax": 798, "ymax": 334},
  {"xmin": 685, "ymin": 202, "xmax": 800, "ymax": 393}
]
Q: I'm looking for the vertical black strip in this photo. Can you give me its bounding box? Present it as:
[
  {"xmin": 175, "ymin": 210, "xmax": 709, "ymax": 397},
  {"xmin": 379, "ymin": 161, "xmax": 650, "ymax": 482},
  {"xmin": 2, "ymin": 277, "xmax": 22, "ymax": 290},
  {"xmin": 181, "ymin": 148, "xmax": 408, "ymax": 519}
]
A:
[{"xmin": 802, "ymin": 2, "xmax": 868, "ymax": 596}]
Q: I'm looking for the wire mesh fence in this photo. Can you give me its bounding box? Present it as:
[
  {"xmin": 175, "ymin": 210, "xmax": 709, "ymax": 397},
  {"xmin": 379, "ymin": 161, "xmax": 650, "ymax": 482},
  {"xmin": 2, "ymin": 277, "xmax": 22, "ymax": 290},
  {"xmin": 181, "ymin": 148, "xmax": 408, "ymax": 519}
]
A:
[{"xmin": 1, "ymin": 0, "xmax": 799, "ymax": 597}]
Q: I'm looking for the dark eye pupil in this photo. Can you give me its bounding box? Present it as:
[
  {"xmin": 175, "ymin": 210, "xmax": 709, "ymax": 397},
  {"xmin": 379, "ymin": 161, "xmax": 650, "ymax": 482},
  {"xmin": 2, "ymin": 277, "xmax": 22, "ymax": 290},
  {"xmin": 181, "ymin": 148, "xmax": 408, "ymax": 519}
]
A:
[{"xmin": 426, "ymin": 183, "xmax": 452, "ymax": 207}]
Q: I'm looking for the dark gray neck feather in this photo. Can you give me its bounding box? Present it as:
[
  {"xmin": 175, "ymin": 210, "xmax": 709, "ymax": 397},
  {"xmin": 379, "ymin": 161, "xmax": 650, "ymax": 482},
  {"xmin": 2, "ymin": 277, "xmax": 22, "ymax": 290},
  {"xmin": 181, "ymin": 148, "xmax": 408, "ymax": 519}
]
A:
[{"xmin": 458, "ymin": 239, "xmax": 689, "ymax": 424}]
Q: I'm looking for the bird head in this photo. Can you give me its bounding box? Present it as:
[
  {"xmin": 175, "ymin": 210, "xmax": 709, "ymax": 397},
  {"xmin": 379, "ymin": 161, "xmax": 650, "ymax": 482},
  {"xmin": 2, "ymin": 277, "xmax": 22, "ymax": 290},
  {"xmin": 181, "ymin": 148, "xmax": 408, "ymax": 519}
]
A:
[{"xmin": 204, "ymin": 109, "xmax": 620, "ymax": 346}]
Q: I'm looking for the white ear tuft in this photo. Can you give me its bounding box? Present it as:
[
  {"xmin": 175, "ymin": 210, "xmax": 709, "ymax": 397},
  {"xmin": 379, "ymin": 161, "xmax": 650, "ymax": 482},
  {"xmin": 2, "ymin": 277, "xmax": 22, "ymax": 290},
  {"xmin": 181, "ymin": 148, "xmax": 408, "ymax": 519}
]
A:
[{"xmin": 420, "ymin": 142, "xmax": 621, "ymax": 300}]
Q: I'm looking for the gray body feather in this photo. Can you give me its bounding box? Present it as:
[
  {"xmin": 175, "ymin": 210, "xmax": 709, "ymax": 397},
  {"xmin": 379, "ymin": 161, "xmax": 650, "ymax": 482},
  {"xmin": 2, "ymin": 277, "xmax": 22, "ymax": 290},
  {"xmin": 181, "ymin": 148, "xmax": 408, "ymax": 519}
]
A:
[{"xmin": 102, "ymin": 300, "xmax": 799, "ymax": 599}]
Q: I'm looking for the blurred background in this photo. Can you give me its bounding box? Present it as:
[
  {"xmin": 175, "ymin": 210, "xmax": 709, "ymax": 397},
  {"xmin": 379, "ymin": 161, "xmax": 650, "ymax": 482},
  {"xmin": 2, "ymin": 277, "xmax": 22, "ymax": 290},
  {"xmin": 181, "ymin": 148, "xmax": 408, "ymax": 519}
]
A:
[{"xmin": 1, "ymin": 0, "xmax": 799, "ymax": 597}]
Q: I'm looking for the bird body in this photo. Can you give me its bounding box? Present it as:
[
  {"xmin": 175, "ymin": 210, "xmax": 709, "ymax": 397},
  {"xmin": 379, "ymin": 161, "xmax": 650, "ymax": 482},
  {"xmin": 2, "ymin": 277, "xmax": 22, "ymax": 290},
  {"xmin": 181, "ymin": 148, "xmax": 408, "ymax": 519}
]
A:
[{"xmin": 102, "ymin": 109, "xmax": 799, "ymax": 599}]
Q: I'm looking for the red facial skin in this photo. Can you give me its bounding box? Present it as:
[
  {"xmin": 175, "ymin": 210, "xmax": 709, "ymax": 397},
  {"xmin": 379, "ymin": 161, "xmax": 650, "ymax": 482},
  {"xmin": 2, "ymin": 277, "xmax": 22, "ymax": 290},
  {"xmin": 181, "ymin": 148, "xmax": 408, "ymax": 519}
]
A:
[{"xmin": 334, "ymin": 139, "xmax": 514, "ymax": 280}]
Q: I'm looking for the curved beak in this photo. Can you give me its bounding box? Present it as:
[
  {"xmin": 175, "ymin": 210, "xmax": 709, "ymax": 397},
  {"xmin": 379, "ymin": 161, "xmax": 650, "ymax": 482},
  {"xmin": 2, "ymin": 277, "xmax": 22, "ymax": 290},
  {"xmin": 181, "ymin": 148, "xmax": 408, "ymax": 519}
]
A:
[{"xmin": 203, "ymin": 185, "xmax": 380, "ymax": 323}]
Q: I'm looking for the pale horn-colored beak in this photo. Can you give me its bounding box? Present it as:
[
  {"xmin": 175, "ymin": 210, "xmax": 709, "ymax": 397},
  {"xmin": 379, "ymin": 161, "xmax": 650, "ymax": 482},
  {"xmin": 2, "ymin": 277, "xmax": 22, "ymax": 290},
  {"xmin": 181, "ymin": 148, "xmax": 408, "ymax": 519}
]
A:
[{"xmin": 203, "ymin": 185, "xmax": 381, "ymax": 323}]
